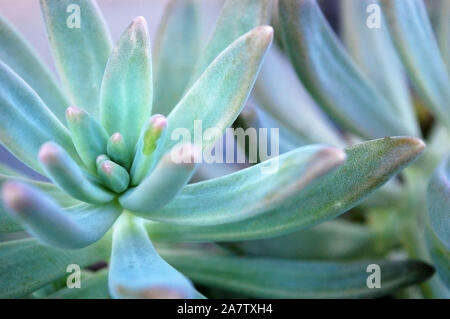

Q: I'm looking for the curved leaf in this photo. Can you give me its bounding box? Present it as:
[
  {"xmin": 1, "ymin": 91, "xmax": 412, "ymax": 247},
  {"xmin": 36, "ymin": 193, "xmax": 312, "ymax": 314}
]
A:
[
  {"xmin": 341, "ymin": 0, "xmax": 420, "ymax": 137},
  {"xmin": 147, "ymin": 137, "xmax": 425, "ymax": 242},
  {"xmin": 153, "ymin": 0, "xmax": 201, "ymax": 115},
  {"xmin": 279, "ymin": 0, "xmax": 411, "ymax": 139},
  {"xmin": 136, "ymin": 145, "xmax": 345, "ymax": 226},
  {"xmin": 0, "ymin": 61, "xmax": 79, "ymax": 174},
  {"xmin": 2, "ymin": 181, "xmax": 121, "ymax": 249},
  {"xmin": 163, "ymin": 26, "xmax": 273, "ymax": 153},
  {"xmin": 109, "ymin": 213, "xmax": 197, "ymax": 299},
  {"xmin": 0, "ymin": 15, "xmax": 70, "ymax": 122},
  {"xmin": 381, "ymin": 0, "xmax": 450, "ymax": 128},
  {"xmin": 0, "ymin": 236, "xmax": 111, "ymax": 298},
  {"xmin": 40, "ymin": 0, "xmax": 112, "ymax": 117},
  {"xmin": 48, "ymin": 269, "xmax": 110, "ymax": 299},
  {"xmin": 189, "ymin": 0, "xmax": 272, "ymax": 84},
  {"xmin": 160, "ymin": 248, "xmax": 434, "ymax": 298},
  {"xmin": 100, "ymin": 17, "xmax": 152, "ymax": 152}
]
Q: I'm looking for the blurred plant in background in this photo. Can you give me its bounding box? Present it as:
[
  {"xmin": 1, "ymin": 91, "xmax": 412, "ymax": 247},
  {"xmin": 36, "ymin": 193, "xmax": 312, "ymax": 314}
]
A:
[{"xmin": 0, "ymin": 0, "xmax": 448, "ymax": 299}]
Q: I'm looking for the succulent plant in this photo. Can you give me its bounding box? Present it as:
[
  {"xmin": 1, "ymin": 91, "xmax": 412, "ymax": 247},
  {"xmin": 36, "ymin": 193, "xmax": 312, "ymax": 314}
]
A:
[{"xmin": 0, "ymin": 0, "xmax": 447, "ymax": 299}]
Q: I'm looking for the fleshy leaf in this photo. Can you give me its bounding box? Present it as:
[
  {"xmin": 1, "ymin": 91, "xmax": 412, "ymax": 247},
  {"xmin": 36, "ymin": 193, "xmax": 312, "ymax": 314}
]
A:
[
  {"xmin": 2, "ymin": 181, "xmax": 121, "ymax": 249},
  {"xmin": 0, "ymin": 15, "xmax": 70, "ymax": 122},
  {"xmin": 100, "ymin": 17, "xmax": 153, "ymax": 153},
  {"xmin": 121, "ymin": 144, "xmax": 200, "ymax": 213},
  {"xmin": 96, "ymin": 158, "xmax": 130, "ymax": 193},
  {"xmin": 135, "ymin": 145, "xmax": 345, "ymax": 226},
  {"xmin": 341, "ymin": 0, "xmax": 420, "ymax": 137},
  {"xmin": 0, "ymin": 61, "xmax": 79, "ymax": 173},
  {"xmin": 107, "ymin": 133, "xmax": 131, "ymax": 170},
  {"xmin": 189, "ymin": 0, "xmax": 272, "ymax": 84},
  {"xmin": 438, "ymin": 0, "xmax": 450, "ymax": 70},
  {"xmin": 0, "ymin": 236, "xmax": 111, "ymax": 298},
  {"xmin": 48, "ymin": 269, "xmax": 110, "ymax": 299},
  {"xmin": 152, "ymin": 0, "xmax": 201, "ymax": 115},
  {"xmin": 109, "ymin": 213, "xmax": 197, "ymax": 299},
  {"xmin": 147, "ymin": 137, "xmax": 425, "ymax": 242},
  {"xmin": 163, "ymin": 26, "xmax": 273, "ymax": 153},
  {"xmin": 40, "ymin": 0, "xmax": 112, "ymax": 117},
  {"xmin": 160, "ymin": 247, "xmax": 434, "ymax": 298},
  {"xmin": 39, "ymin": 142, "xmax": 115, "ymax": 204},
  {"xmin": 253, "ymin": 46, "xmax": 345, "ymax": 147},
  {"xmin": 278, "ymin": 0, "xmax": 411, "ymax": 139},
  {"xmin": 381, "ymin": 0, "xmax": 450, "ymax": 128},
  {"xmin": 427, "ymin": 155, "xmax": 450, "ymax": 248}
]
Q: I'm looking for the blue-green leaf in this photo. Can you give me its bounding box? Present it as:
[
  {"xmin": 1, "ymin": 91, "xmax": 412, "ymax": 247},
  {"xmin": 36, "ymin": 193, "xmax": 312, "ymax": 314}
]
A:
[
  {"xmin": 0, "ymin": 61, "xmax": 79, "ymax": 174},
  {"xmin": 253, "ymin": 46, "xmax": 345, "ymax": 147},
  {"xmin": 427, "ymin": 155, "xmax": 450, "ymax": 248},
  {"xmin": 48, "ymin": 269, "xmax": 110, "ymax": 299},
  {"xmin": 341, "ymin": 0, "xmax": 420, "ymax": 137},
  {"xmin": 0, "ymin": 236, "xmax": 111, "ymax": 298},
  {"xmin": 109, "ymin": 213, "xmax": 197, "ymax": 299},
  {"xmin": 39, "ymin": 142, "xmax": 115, "ymax": 204},
  {"xmin": 136, "ymin": 145, "xmax": 345, "ymax": 226},
  {"xmin": 164, "ymin": 26, "xmax": 273, "ymax": 153},
  {"xmin": 40, "ymin": 0, "xmax": 112, "ymax": 117},
  {"xmin": 153, "ymin": 0, "xmax": 201, "ymax": 115},
  {"xmin": 438, "ymin": 0, "xmax": 450, "ymax": 70},
  {"xmin": 160, "ymin": 248, "xmax": 434, "ymax": 298},
  {"xmin": 381, "ymin": 0, "xmax": 450, "ymax": 128},
  {"xmin": 189, "ymin": 0, "xmax": 271, "ymax": 84},
  {"xmin": 147, "ymin": 137, "xmax": 425, "ymax": 242},
  {"xmin": 121, "ymin": 144, "xmax": 199, "ymax": 213},
  {"xmin": 0, "ymin": 15, "xmax": 70, "ymax": 122},
  {"xmin": 100, "ymin": 17, "xmax": 152, "ymax": 153},
  {"xmin": 279, "ymin": 0, "xmax": 411, "ymax": 139},
  {"xmin": 2, "ymin": 181, "xmax": 121, "ymax": 249}
]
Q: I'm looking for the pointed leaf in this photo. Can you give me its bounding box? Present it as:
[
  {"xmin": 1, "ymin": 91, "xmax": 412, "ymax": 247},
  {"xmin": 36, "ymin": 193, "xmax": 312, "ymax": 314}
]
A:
[
  {"xmin": 0, "ymin": 15, "xmax": 70, "ymax": 122},
  {"xmin": 100, "ymin": 17, "xmax": 152, "ymax": 152},
  {"xmin": 381, "ymin": 0, "xmax": 450, "ymax": 128},
  {"xmin": 163, "ymin": 26, "xmax": 273, "ymax": 153},
  {"xmin": 0, "ymin": 61, "xmax": 79, "ymax": 173},
  {"xmin": 121, "ymin": 144, "xmax": 200, "ymax": 213},
  {"xmin": 2, "ymin": 181, "xmax": 121, "ymax": 249},
  {"xmin": 137, "ymin": 145, "xmax": 345, "ymax": 226},
  {"xmin": 40, "ymin": 0, "xmax": 112, "ymax": 116},
  {"xmin": 341, "ymin": 0, "xmax": 420, "ymax": 137},
  {"xmin": 189, "ymin": 0, "xmax": 272, "ymax": 83},
  {"xmin": 0, "ymin": 236, "xmax": 111, "ymax": 298},
  {"xmin": 109, "ymin": 214, "xmax": 197, "ymax": 299},
  {"xmin": 147, "ymin": 137, "xmax": 425, "ymax": 242},
  {"xmin": 161, "ymin": 248, "xmax": 434, "ymax": 298},
  {"xmin": 279, "ymin": 0, "xmax": 411, "ymax": 139},
  {"xmin": 39, "ymin": 142, "xmax": 115, "ymax": 204},
  {"xmin": 153, "ymin": 0, "xmax": 201, "ymax": 115}
]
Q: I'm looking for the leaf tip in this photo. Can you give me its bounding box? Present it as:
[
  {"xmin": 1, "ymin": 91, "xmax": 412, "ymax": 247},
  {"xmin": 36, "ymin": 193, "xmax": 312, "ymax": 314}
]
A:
[
  {"xmin": 1, "ymin": 181, "xmax": 29, "ymax": 212},
  {"xmin": 38, "ymin": 142, "xmax": 61, "ymax": 164}
]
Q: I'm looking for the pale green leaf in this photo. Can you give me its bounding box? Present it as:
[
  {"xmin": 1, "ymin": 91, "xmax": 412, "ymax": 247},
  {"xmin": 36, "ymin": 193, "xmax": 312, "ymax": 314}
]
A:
[
  {"xmin": 48, "ymin": 269, "xmax": 110, "ymax": 299},
  {"xmin": 40, "ymin": 0, "xmax": 112, "ymax": 117}
]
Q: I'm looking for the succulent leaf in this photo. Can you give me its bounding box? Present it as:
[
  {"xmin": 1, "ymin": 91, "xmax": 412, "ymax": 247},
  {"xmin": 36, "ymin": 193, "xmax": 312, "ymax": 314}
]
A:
[
  {"xmin": 96, "ymin": 158, "xmax": 130, "ymax": 193},
  {"xmin": 438, "ymin": 0, "xmax": 450, "ymax": 70},
  {"xmin": 137, "ymin": 145, "xmax": 345, "ymax": 226},
  {"xmin": 0, "ymin": 61, "xmax": 80, "ymax": 174},
  {"xmin": 160, "ymin": 247, "xmax": 434, "ymax": 298},
  {"xmin": 381, "ymin": 0, "xmax": 450, "ymax": 128},
  {"xmin": 189, "ymin": 0, "xmax": 272, "ymax": 84},
  {"xmin": 130, "ymin": 114, "xmax": 168, "ymax": 186},
  {"xmin": 121, "ymin": 144, "xmax": 200, "ymax": 213},
  {"xmin": 109, "ymin": 213, "xmax": 197, "ymax": 299},
  {"xmin": 48, "ymin": 269, "xmax": 110, "ymax": 299},
  {"xmin": 1, "ymin": 181, "xmax": 121, "ymax": 249},
  {"xmin": 66, "ymin": 106, "xmax": 109, "ymax": 172},
  {"xmin": 39, "ymin": 142, "xmax": 115, "ymax": 204},
  {"xmin": 147, "ymin": 137, "xmax": 425, "ymax": 242},
  {"xmin": 106, "ymin": 133, "xmax": 131, "ymax": 170},
  {"xmin": 341, "ymin": 0, "xmax": 420, "ymax": 137},
  {"xmin": 278, "ymin": 0, "xmax": 411, "ymax": 139},
  {"xmin": 39, "ymin": 0, "xmax": 112, "ymax": 117},
  {"xmin": 163, "ymin": 26, "xmax": 273, "ymax": 153},
  {"xmin": 153, "ymin": 0, "xmax": 201, "ymax": 115},
  {"xmin": 0, "ymin": 15, "xmax": 70, "ymax": 123},
  {"xmin": 100, "ymin": 16, "xmax": 153, "ymax": 153},
  {"xmin": 0, "ymin": 237, "xmax": 111, "ymax": 298}
]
